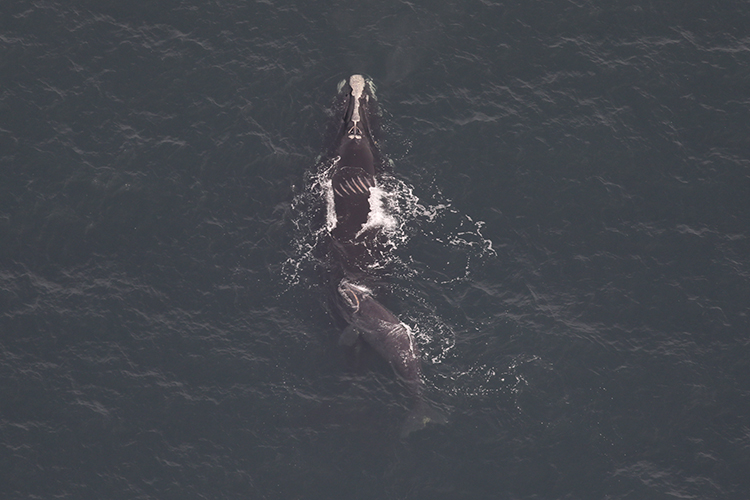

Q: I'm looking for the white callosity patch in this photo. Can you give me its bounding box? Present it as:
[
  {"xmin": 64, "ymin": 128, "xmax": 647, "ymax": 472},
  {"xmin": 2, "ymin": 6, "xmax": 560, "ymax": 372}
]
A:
[
  {"xmin": 349, "ymin": 75, "xmax": 365, "ymax": 139},
  {"xmin": 348, "ymin": 74, "xmax": 367, "ymax": 139},
  {"xmin": 338, "ymin": 281, "xmax": 372, "ymax": 310}
]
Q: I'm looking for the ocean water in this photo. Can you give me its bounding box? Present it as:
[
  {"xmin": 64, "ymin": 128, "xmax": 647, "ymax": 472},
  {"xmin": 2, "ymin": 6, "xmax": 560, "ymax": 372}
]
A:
[{"xmin": 2, "ymin": 1, "xmax": 749, "ymax": 499}]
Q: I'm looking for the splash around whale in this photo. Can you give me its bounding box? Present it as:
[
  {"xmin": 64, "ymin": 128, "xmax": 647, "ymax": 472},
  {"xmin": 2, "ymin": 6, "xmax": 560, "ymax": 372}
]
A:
[{"xmin": 312, "ymin": 75, "xmax": 447, "ymax": 437}]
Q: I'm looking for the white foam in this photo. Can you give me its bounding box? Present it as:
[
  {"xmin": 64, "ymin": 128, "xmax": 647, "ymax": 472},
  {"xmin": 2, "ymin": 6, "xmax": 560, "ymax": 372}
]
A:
[
  {"xmin": 284, "ymin": 156, "xmax": 496, "ymax": 295},
  {"xmin": 356, "ymin": 185, "xmax": 399, "ymax": 238}
]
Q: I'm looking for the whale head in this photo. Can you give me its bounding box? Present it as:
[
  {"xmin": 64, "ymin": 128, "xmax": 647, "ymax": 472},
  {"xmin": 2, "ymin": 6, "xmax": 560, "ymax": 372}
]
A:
[{"xmin": 337, "ymin": 280, "xmax": 371, "ymax": 313}]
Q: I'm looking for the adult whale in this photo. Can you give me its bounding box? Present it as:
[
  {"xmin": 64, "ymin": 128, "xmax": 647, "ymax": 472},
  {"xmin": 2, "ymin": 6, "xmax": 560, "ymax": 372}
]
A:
[
  {"xmin": 324, "ymin": 74, "xmax": 386, "ymax": 275},
  {"xmin": 319, "ymin": 75, "xmax": 446, "ymax": 436}
]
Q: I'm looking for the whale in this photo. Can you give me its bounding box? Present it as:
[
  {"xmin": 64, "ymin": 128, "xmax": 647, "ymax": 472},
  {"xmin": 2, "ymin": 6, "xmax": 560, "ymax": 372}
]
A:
[
  {"xmin": 326, "ymin": 74, "xmax": 383, "ymax": 250},
  {"xmin": 336, "ymin": 280, "xmax": 421, "ymax": 396},
  {"xmin": 336, "ymin": 280, "xmax": 447, "ymax": 437},
  {"xmin": 318, "ymin": 75, "xmax": 446, "ymax": 436}
]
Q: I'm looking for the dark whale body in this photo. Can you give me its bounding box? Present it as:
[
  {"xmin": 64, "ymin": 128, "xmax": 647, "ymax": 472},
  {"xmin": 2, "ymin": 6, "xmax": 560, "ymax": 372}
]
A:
[
  {"xmin": 318, "ymin": 75, "xmax": 446, "ymax": 436},
  {"xmin": 325, "ymin": 75, "xmax": 385, "ymax": 268}
]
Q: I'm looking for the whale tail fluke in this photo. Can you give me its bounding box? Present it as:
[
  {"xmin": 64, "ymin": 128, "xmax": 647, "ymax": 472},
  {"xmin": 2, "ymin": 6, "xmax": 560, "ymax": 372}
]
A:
[{"xmin": 400, "ymin": 399, "xmax": 448, "ymax": 438}]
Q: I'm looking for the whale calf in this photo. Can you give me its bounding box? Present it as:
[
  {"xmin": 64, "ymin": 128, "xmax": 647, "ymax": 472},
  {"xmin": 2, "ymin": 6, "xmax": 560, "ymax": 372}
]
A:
[{"xmin": 336, "ymin": 280, "xmax": 447, "ymax": 436}]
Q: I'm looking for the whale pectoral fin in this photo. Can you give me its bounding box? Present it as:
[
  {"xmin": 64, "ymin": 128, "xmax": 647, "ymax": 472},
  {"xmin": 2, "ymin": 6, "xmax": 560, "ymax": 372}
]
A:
[{"xmin": 338, "ymin": 325, "xmax": 360, "ymax": 347}]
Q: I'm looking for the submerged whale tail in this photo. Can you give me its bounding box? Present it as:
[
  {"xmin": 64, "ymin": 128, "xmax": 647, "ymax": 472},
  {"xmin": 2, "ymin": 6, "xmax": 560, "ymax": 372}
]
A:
[{"xmin": 400, "ymin": 398, "xmax": 449, "ymax": 438}]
